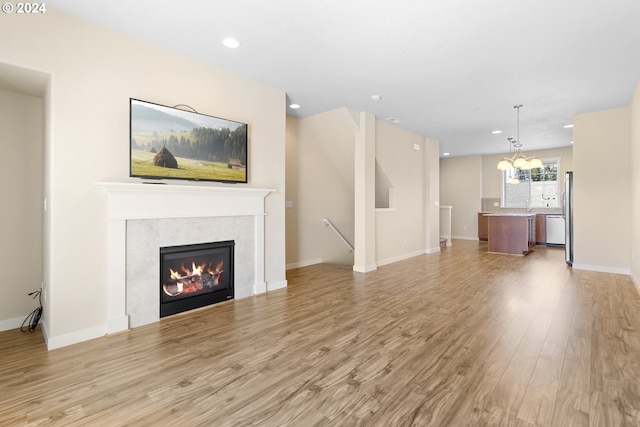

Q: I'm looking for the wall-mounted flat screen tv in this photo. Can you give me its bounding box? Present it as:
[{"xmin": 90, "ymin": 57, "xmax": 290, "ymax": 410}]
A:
[{"xmin": 130, "ymin": 98, "xmax": 248, "ymax": 183}]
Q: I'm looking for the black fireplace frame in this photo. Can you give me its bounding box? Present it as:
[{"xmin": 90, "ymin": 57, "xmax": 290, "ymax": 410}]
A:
[{"xmin": 159, "ymin": 240, "xmax": 234, "ymax": 318}]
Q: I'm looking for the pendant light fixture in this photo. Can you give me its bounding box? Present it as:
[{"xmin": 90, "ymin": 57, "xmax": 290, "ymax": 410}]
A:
[{"xmin": 497, "ymin": 105, "xmax": 543, "ymax": 172}]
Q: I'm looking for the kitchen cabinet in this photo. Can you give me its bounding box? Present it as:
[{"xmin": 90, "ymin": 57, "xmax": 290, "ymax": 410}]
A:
[
  {"xmin": 478, "ymin": 212, "xmax": 489, "ymax": 241},
  {"xmin": 486, "ymin": 214, "xmax": 536, "ymax": 255},
  {"xmin": 536, "ymin": 214, "xmax": 546, "ymax": 245}
]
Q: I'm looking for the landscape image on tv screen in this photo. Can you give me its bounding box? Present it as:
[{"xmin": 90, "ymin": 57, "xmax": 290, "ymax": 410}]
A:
[{"xmin": 130, "ymin": 98, "xmax": 248, "ymax": 183}]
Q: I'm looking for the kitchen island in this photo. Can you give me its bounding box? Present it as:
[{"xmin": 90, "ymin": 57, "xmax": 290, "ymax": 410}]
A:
[{"xmin": 484, "ymin": 213, "xmax": 536, "ymax": 255}]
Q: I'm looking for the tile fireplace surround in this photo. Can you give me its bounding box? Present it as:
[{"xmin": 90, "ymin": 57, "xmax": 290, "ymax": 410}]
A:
[{"xmin": 97, "ymin": 182, "xmax": 274, "ymax": 333}]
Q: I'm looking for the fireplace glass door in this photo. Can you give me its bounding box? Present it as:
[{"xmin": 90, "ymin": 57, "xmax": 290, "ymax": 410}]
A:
[{"xmin": 160, "ymin": 240, "xmax": 234, "ymax": 317}]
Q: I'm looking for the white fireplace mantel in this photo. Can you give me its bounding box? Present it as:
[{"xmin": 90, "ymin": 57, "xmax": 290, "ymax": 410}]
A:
[{"xmin": 96, "ymin": 181, "xmax": 274, "ymax": 333}]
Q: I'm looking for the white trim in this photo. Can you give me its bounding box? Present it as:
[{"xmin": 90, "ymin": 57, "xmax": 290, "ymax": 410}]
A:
[
  {"xmin": 353, "ymin": 263, "xmax": 378, "ymax": 273},
  {"xmin": 96, "ymin": 182, "xmax": 273, "ymax": 220},
  {"xmin": 286, "ymin": 258, "xmax": 323, "ymax": 270},
  {"xmin": 426, "ymin": 246, "xmax": 442, "ymax": 254},
  {"xmin": 107, "ymin": 315, "xmax": 129, "ymax": 334},
  {"xmin": 631, "ymin": 273, "xmax": 640, "ymax": 297},
  {"xmin": 0, "ymin": 316, "xmax": 28, "ymax": 332},
  {"xmin": 502, "ymin": 157, "xmax": 561, "ymax": 209},
  {"xmin": 46, "ymin": 325, "xmax": 106, "ymax": 351},
  {"xmin": 96, "ymin": 181, "xmax": 274, "ymax": 337},
  {"xmin": 451, "ymin": 235, "xmax": 479, "ymax": 241},
  {"xmin": 254, "ymin": 281, "xmax": 267, "ymax": 294},
  {"xmin": 377, "ymin": 249, "xmax": 426, "ymax": 267},
  {"xmin": 375, "ymin": 208, "xmax": 396, "ymax": 213},
  {"xmin": 572, "ymin": 263, "xmax": 631, "ymax": 275},
  {"xmin": 41, "ymin": 319, "xmax": 50, "ymax": 344},
  {"xmin": 267, "ymin": 280, "xmax": 288, "ymax": 291}
]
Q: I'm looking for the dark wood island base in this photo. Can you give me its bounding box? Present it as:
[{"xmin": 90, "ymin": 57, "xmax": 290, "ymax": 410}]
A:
[{"xmin": 486, "ymin": 213, "xmax": 536, "ymax": 255}]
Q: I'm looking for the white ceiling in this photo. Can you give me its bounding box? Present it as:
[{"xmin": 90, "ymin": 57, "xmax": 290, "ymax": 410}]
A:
[{"xmin": 47, "ymin": 0, "xmax": 640, "ymax": 157}]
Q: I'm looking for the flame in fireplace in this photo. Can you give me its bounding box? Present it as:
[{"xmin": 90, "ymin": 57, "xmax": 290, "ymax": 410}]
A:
[
  {"xmin": 208, "ymin": 260, "xmax": 224, "ymax": 275},
  {"xmin": 191, "ymin": 262, "xmax": 203, "ymax": 276},
  {"xmin": 163, "ymin": 259, "xmax": 224, "ymax": 297}
]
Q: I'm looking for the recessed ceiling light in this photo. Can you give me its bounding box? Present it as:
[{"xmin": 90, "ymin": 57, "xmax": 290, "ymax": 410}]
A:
[
  {"xmin": 570, "ymin": 140, "xmax": 574, "ymax": 144},
  {"xmin": 564, "ymin": 124, "xmax": 574, "ymax": 128},
  {"xmin": 289, "ymin": 103, "xmax": 301, "ymax": 109},
  {"xmin": 386, "ymin": 117, "xmax": 400, "ymax": 123},
  {"xmin": 371, "ymin": 95, "xmax": 383, "ymax": 102},
  {"xmin": 443, "ymin": 152, "xmax": 450, "ymax": 156},
  {"xmin": 222, "ymin": 38, "xmax": 240, "ymax": 49},
  {"xmin": 492, "ymin": 130, "xmax": 502, "ymax": 134}
]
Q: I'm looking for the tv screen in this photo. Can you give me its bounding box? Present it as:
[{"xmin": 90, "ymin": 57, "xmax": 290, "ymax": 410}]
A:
[{"xmin": 129, "ymin": 98, "xmax": 248, "ymax": 183}]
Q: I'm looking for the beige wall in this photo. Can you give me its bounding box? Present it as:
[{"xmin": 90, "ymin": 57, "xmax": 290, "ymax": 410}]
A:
[
  {"xmin": 424, "ymin": 138, "xmax": 442, "ymax": 253},
  {"xmin": 0, "ymin": 90, "xmax": 43, "ymax": 330},
  {"xmin": 285, "ymin": 116, "xmax": 301, "ymax": 267},
  {"xmin": 1, "ymin": 8, "xmax": 286, "ymax": 346},
  {"xmin": 632, "ymin": 81, "xmax": 640, "ymax": 288},
  {"xmin": 375, "ymin": 120, "xmax": 427, "ymax": 264},
  {"xmin": 285, "ymin": 109, "xmax": 357, "ymax": 267},
  {"xmin": 440, "ymin": 155, "xmax": 482, "ymax": 239},
  {"xmin": 481, "ymin": 153, "xmax": 504, "ymax": 199},
  {"xmin": 574, "ymin": 107, "xmax": 631, "ymax": 273},
  {"xmin": 286, "ymin": 110, "xmax": 435, "ymax": 268}
]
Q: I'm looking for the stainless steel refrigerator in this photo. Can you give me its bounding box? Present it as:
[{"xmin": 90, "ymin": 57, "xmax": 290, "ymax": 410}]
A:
[{"xmin": 564, "ymin": 171, "xmax": 574, "ymax": 265}]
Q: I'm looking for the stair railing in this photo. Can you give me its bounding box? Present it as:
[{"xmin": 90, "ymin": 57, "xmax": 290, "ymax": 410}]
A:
[{"xmin": 322, "ymin": 218, "xmax": 354, "ymax": 253}]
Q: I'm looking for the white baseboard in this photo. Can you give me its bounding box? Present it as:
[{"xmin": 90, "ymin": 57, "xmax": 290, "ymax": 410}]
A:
[
  {"xmin": 572, "ymin": 263, "xmax": 631, "ymax": 275},
  {"xmin": 106, "ymin": 315, "xmax": 129, "ymax": 334},
  {"xmin": 426, "ymin": 246, "xmax": 441, "ymax": 254},
  {"xmin": 254, "ymin": 281, "xmax": 267, "ymax": 294},
  {"xmin": 353, "ymin": 263, "xmax": 378, "ymax": 273},
  {"xmin": 41, "ymin": 319, "xmax": 49, "ymax": 343},
  {"xmin": 631, "ymin": 272, "xmax": 640, "ymax": 296},
  {"xmin": 377, "ymin": 249, "xmax": 427, "ymax": 267},
  {"xmin": 286, "ymin": 258, "xmax": 322, "ymax": 270},
  {"xmin": 0, "ymin": 316, "xmax": 27, "ymax": 332},
  {"xmin": 267, "ymin": 280, "xmax": 288, "ymax": 291},
  {"xmin": 451, "ymin": 235, "xmax": 479, "ymax": 241},
  {"xmin": 46, "ymin": 325, "xmax": 106, "ymax": 351}
]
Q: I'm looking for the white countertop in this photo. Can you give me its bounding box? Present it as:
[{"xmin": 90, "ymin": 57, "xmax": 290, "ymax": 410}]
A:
[{"xmin": 483, "ymin": 213, "xmax": 536, "ymax": 217}]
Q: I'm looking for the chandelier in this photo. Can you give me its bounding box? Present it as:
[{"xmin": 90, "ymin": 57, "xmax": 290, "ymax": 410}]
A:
[{"xmin": 496, "ymin": 105, "xmax": 543, "ymax": 174}]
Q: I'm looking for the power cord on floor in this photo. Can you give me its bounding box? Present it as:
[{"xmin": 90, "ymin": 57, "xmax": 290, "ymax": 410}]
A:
[{"xmin": 21, "ymin": 289, "xmax": 43, "ymax": 333}]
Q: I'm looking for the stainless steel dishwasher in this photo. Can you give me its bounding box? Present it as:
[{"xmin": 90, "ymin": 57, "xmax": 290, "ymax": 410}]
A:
[{"xmin": 546, "ymin": 215, "xmax": 565, "ymax": 246}]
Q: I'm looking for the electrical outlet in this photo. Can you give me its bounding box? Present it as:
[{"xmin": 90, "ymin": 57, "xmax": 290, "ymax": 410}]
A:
[{"xmin": 463, "ymin": 225, "xmax": 468, "ymax": 231}]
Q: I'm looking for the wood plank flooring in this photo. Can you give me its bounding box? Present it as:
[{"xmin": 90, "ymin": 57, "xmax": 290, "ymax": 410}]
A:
[{"xmin": 1, "ymin": 240, "xmax": 640, "ymax": 426}]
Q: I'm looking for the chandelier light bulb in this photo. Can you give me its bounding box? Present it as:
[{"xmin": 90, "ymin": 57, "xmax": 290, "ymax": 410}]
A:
[
  {"xmin": 529, "ymin": 157, "xmax": 543, "ymax": 169},
  {"xmin": 513, "ymin": 157, "xmax": 528, "ymax": 169},
  {"xmin": 497, "ymin": 159, "xmax": 512, "ymax": 170}
]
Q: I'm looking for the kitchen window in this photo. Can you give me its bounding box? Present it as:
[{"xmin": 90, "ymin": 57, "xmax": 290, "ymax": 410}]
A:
[{"xmin": 503, "ymin": 159, "xmax": 559, "ymax": 208}]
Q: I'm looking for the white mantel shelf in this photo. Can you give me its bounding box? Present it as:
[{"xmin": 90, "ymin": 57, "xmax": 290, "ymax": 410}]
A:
[
  {"xmin": 96, "ymin": 181, "xmax": 274, "ymax": 220},
  {"xmin": 96, "ymin": 181, "xmax": 274, "ymax": 334}
]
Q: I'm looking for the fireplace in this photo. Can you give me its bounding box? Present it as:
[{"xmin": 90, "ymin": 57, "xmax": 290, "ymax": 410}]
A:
[
  {"xmin": 97, "ymin": 182, "xmax": 276, "ymax": 334},
  {"xmin": 160, "ymin": 240, "xmax": 234, "ymax": 317}
]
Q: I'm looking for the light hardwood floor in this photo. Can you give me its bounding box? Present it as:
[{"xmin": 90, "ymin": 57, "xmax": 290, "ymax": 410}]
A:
[{"xmin": 1, "ymin": 241, "xmax": 640, "ymax": 426}]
